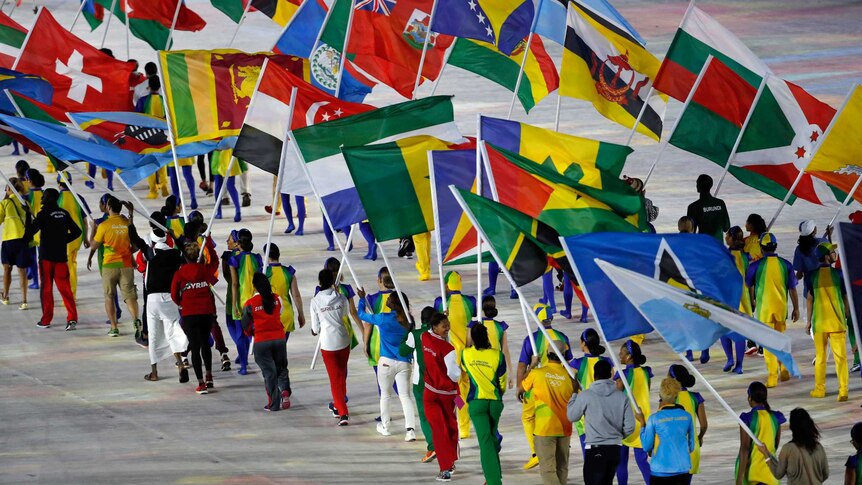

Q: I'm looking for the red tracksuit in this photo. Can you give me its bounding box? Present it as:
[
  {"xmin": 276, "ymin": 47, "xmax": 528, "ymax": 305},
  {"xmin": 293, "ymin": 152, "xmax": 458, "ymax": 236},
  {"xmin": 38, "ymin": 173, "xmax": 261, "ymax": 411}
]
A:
[{"xmin": 422, "ymin": 331, "xmax": 460, "ymax": 471}]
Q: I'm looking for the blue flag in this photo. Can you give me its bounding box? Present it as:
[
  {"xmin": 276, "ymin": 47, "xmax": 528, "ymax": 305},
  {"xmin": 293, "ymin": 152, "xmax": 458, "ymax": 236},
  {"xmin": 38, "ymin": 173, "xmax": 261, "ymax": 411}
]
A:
[
  {"xmin": 536, "ymin": 0, "xmax": 644, "ymax": 46},
  {"xmin": 431, "ymin": 0, "xmax": 534, "ymax": 56},
  {"xmin": 0, "ymin": 69, "xmax": 53, "ymax": 114},
  {"xmin": 563, "ymin": 232, "xmax": 741, "ymax": 341},
  {"xmin": 837, "ymin": 222, "xmax": 862, "ymax": 377},
  {"xmin": 273, "ymin": 0, "xmax": 329, "ymax": 58},
  {"xmin": 596, "ymin": 259, "xmax": 800, "ymax": 377}
]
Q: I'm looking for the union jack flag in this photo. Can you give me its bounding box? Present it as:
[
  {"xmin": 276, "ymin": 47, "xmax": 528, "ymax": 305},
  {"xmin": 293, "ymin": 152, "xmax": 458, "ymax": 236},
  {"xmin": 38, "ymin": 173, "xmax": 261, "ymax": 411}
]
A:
[{"xmin": 355, "ymin": 0, "xmax": 396, "ymax": 15}]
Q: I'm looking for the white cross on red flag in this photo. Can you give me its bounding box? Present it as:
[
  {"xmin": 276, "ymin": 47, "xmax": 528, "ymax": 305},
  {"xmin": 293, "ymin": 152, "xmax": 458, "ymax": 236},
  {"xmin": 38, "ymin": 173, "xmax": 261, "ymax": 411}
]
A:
[{"xmin": 14, "ymin": 8, "xmax": 134, "ymax": 112}]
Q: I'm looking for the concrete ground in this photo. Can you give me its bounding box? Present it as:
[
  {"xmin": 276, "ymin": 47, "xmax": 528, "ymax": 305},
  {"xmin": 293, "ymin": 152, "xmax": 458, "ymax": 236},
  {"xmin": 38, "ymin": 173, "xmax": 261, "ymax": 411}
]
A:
[{"xmin": 1, "ymin": 0, "xmax": 861, "ymax": 483}]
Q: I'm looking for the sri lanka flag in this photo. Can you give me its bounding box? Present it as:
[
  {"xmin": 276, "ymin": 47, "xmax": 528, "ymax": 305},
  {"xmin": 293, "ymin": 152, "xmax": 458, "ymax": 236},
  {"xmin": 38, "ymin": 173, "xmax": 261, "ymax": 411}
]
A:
[
  {"xmin": 431, "ymin": 0, "xmax": 533, "ymax": 56},
  {"xmin": 430, "ymin": 148, "xmax": 491, "ymax": 265}
]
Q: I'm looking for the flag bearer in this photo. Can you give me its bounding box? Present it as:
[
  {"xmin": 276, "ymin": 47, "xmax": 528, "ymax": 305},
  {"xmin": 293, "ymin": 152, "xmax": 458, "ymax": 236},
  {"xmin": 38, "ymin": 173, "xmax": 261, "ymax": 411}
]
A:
[{"xmin": 806, "ymin": 242, "xmax": 849, "ymax": 401}]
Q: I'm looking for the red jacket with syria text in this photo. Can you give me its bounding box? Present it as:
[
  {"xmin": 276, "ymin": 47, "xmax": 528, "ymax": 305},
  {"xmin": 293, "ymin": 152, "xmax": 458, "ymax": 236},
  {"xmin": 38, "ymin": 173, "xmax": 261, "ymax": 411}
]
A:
[{"xmin": 170, "ymin": 245, "xmax": 218, "ymax": 317}]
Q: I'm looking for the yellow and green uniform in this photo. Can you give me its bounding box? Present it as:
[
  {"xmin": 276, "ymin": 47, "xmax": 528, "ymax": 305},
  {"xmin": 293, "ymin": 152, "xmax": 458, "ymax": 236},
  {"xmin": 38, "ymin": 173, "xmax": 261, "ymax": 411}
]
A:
[
  {"xmin": 521, "ymin": 361, "xmax": 574, "ymax": 437},
  {"xmin": 166, "ymin": 215, "xmax": 185, "ymax": 238},
  {"xmin": 212, "ymin": 149, "xmax": 243, "ymax": 177},
  {"xmin": 58, "ymin": 189, "xmax": 87, "ymax": 296},
  {"xmin": 366, "ymin": 290, "xmax": 393, "ymax": 367},
  {"xmin": 93, "ymin": 214, "xmax": 132, "ymax": 268},
  {"xmin": 137, "ymin": 93, "xmax": 169, "ymax": 197},
  {"xmin": 0, "ymin": 197, "xmax": 27, "ymax": 241},
  {"xmin": 807, "ymin": 264, "xmax": 849, "ymax": 397},
  {"xmin": 518, "ymin": 327, "xmax": 572, "ymax": 454},
  {"xmin": 730, "ymin": 248, "xmax": 753, "ymax": 314},
  {"xmin": 736, "ymin": 406, "xmax": 785, "ymax": 485},
  {"xmin": 616, "ymin": 365, "xmax": 652, "ymax": 448},
  {"xmin": 434, "ymin": 274, "xmax": 477, "ymax": 438},
  {"xmin": 743, "ymin": 234, "xmax": 763, "ymax": 262},
  {"xmin": 462, "ymin": 346, "xmax": 506, "ymax": 485},
  {"xmin": 846, "ymin": 452, "xmax": 862, "ymax": 485},
  {"xmin": 27, "ymin": 188, "xmax": 42, "ymax": 246},
  {"xmin": 228, "ymin": 250, "xmax": 262, "ymax": 320},
  {"xmin": 468, "ymin": 318, "xmax": 509, "ymax": 351},
  {"xmin": 413, "ymin": 231, "xmax": 431, "ymax": 280},
  {"xmin": 570, "ymin": 354, "xmax": 612, "ymax": 436},
  {"xmin": 746, "ymin": 254, "xmax": 797, "ymax": 385},
  {"xmin": 266, "ymin": 263, "xmax": 297, "ymax": 333},
  {"xmin": 676, "ymin": 389, "xmax": 705, "ymax": 474}
]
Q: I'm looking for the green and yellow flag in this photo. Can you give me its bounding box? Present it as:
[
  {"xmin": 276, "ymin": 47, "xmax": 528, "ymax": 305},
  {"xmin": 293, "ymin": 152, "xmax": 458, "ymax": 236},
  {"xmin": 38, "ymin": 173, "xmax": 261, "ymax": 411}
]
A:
[
  {"xmin": 343, "ymin": 135, "xmax": 457, "ymax": 242},
  {"xmin": 159, "ymin": 50, "xmax": 308, "ymax": 144}
]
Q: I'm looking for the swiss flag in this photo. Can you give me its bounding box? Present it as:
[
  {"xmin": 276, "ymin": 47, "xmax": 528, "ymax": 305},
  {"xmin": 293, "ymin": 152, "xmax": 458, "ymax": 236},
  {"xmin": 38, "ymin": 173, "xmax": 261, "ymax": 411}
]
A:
[
  {"xmin": 14, "ymin": 8, "xmax": 135, "ymax": 112},
  {"xmin": 127, "ymin": 0, "xmax": 206, "ymax": 32}
]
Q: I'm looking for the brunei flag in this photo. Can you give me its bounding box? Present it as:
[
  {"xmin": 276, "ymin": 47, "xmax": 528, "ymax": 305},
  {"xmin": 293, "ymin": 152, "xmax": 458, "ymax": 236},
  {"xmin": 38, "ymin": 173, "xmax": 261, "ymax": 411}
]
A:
[
  {"xmin": 448, "ymin": 37, "xmax": 558, "ymax": 114},
  {"xmin": 453, "ymin": 187, "xmax": 567, "ymax": 287},
  {"xmin": 560, "ymin": 2, "xmax": 665, "ymax": 141},
  {"xmin": 430, "ymin": 148, "xmax": 492, "ymax": 265},
  {"xmin": 484, "ymin": 142, "xmax": 642, "ymax": 234},
  {"xmin": 485, "ymin": 142, "xmax": 645, "ymax": 225},
  {"xmin": 343, "ymin": 135, "xmax": 473, "ymax": 242},
  {"xmin": 159, "ymin": 50, "xmax": 308, "ymax": 145},
  {"xmin": 805, "ymin": 84, "xmax": 862, "ymax": 204},
  {"xmin": 480, "ymin": 115, "xmax": 632, "ymax": 186},
  {"xmin": 234, "ymin": 59, "xmax": 373, "ymax": 176}
]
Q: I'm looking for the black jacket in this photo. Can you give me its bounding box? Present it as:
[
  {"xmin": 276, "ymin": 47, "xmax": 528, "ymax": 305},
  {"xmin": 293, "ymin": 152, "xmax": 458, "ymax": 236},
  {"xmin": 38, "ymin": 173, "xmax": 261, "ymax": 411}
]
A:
[{"xmin": 24, "ymin": 206, "xmax": 82, "ymax": 262}]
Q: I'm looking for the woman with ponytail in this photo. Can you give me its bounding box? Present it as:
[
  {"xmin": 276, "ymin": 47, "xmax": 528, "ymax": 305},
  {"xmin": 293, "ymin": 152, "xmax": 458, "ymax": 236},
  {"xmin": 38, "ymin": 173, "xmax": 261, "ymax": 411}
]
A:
[
  {"xmin": 615, "ymin": 340, "xmax": 652, "ymax": 484},
  {"xmin": 227, "ymin": 229, "xmax": 263, "ymax": 375},
  {"xmin": 467, "ymin": 296, "xmax": 514, "ymax": 389},
  {"xmin": 570, "ymin": 328, "xmax": 611, "ymax": 456},
  {"xmin": 669, "ymin": 364, "xmax": 708, "ymax": 482},
  {"xmin": 241, "ymin": 273, "xmax": 290, "ymax": 411},
  {"xmin": 736, "ymin": 382, "xmax": 785, "ymax": 485},
  {"xmin": 722, "ymin": 226, "xmax": 750, "ymax": 374}
]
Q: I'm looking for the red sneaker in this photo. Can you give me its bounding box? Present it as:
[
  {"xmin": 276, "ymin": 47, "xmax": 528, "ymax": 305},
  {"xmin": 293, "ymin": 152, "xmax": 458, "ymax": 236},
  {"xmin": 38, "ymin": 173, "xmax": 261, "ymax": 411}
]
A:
[
  {"xmin": 195, "ymin": 384, "xmax": 208, "ymax": 394},
  {"xmin": 281, "ymin": 390, "xmax": 291, "ymax": 410}
]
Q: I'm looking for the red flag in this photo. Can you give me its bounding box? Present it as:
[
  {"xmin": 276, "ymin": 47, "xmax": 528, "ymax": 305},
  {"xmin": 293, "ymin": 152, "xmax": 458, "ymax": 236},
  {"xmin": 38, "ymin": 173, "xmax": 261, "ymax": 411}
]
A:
[
  {"xmin": 348, "ymin": 0, "xmax": 453, "ymax": 98},
  {"xmin": 0, "ymin": 10, "xmax": 26, "ymax": 69},
  {"xmin": 14, "ymin": 9, "xmax": 134, "ymax": 111},
  {"xmin": 127, "ymin": 0, "xmax": 207, "ymax": 32}
]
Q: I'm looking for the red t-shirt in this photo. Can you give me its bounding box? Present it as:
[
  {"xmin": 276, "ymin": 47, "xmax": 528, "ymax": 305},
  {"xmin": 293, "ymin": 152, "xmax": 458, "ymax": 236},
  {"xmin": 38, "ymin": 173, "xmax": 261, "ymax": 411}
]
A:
[
  {"xmin": 422, "ymin": 331, "xmax": 458, "ymax": 395},
  {"xmin": 244, "ymin": 294, "xmax": 284, "ymax": 343}
]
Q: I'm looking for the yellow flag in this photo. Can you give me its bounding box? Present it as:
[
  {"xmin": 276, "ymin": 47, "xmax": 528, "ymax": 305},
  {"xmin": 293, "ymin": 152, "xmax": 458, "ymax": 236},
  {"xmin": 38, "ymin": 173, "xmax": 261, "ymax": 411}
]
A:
[{"xmin": 806, "ymin": 84, "xmax": 862, "ymax": 203}]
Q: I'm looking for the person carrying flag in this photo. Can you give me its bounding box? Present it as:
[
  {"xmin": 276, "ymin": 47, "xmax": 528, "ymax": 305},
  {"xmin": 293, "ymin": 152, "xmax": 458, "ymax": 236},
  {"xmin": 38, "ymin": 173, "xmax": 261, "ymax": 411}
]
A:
[
  {"xmin": 399, "ymin": 306, "xmax": 437, "ymax": 463},
  {"xmin": 516, "ymin": 303, "xmax": 572, "ymax": 471},
  {"xmin": 433, "ymin": 271, "xmax": 476, "ymax": 439},
  {"xmin": 366, "ymin": 267, "xmax": 396, "ymax": 420},
  {"xmin": 135, "ymin": 75, "xmax": 170, "ymax": 200},
  {"xmin": 806, "ymin": 242, "xmax": 850, "ymax": 401},
  {"xmin": 25, "ymin": 168, "xmax": 43, "ymax": 290},
  {"xmin": 722, "ymin": 226, "xmax": 751, "ymax": 374},
  {"xmin": 1, "ymin": 178, "xmax": 34, "ymax": 309},
  {"xmin": 745, "ymin": 233, "xmax": 799, "ymax": 388},
  {"xmin": 57, "ymin": 176, "xmax": 90, "ymax": 299},
  {"xmin": 569, "ymin": 328, "xmax": 613, "ymax": 457}
]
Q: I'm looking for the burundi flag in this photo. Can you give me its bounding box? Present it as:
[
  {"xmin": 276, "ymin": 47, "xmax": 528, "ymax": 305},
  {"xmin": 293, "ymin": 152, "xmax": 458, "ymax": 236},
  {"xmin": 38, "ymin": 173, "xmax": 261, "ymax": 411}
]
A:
[
  {"xmin": 562, "ymin": 232, "xmax": 742, "ymax": 340},
  {"xmin": 804, "ymin": 84, "xmax": 862, "ymax": 204},
  {"xmin": 480, "ymin": 115, "xmax": 632, "ymax": 186},
  {"xmin": 233, "ymin": 59, "xmax": 373, "ymax": 183},
  {"xmin": 535, "ymin": 0, "xmax": 644, "ymax": 47},
  {"xmin": 0, "ymin": 10, "xmax": 26, "ymax": 69},
  {"xmin": 430, "ymin": 0, "xmax": 533, "ymax": 56},
  {"xmin": 211, "ymin": 0, "xmax": 245, "ymax": 23},
  {"xmin": 485, "ymin": 142, "xmax": 644, "ymax": 222},
  {"xmin": 453, "ymin": 187, "xmax": 564, "ymax": 287},
  {"xmin": 448, "ymin": 37, "xmax": 558, "ymax": 113},
  {"xmin": 160, "ymin": 50, "xmax": 308, "ymax": 145},
  {"xmin": 290, "ymin": 95, "xmax": 465, "ymax": 229},
  {"xmin": 484, "ymin": 142, "xmax": 643, "ymax": 234},
  {"xmin": 430, "ymin": 148, "xmax": 492, "ymax": 265},
  {"xmin": 653, "ymin": 5, "xmax": 768, "ymax": 102},
  {"xmin": 560, "ymin": 1, "xmax": 666, "ymax": 141},
  {"xmin": 344, "ymin": 135, "xmax": 471, "ymax": 241},
  {"xmin": 596, "ymin": 258, "xmax": 800, "ymax": 376}
]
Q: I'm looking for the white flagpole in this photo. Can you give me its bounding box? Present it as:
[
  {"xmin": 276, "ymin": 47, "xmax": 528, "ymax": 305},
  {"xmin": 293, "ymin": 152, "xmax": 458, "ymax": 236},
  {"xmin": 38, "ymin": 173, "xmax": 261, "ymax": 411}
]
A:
[
  {"xmin": 376, "ymin": 240, "xmax": 414, "ymax": 323},
  {"xmin": 0, "ymin": 169, "xmax": 29, "ymax": 209},
  {"xmin": 197, "ymin": 156, "xmax": 237, "ymax": 262},
  {"xmin": 475, "ymin": 117, "xmax": 483, "ymax": 314},
  {"xmin": 58, "ymin": 170, "xmax": 95, "ymax": 222},
  {"xmin": 427, "ymin": 151, "xmax": 448, "ymax": 311},
  {"xmin": 553, "ymin": 92, "xmax": 562, "ymax": 132},
  {"xmin": 11, "ymin": 6, "xmax": 38, "ymax": 70},
  {"xmin": 69, "ymin": 0, "xmax": 86, "ymax": 32},
  {"xmin": 0, "ymin": 1, "xmax": 8, "ymax": 14},
  {"xmin": 288, "ymin": 131, "xmax": 364, "ymax": 291},
  {"xmin": 767, "ymin": 83, "xmax": 857, "ymax": 231},
  {"xmin": 99, "ymin": 0, "xmax": 118, "ymax": 49},
  {"xmin": 333, "ymin": 0, "xmax": 357, "ymax": 99},
  {"xmin": 410, "ymin": 0, "xmax": 439, "ymax": 100},
  {"xmin": 310, "ymin": 0, "xmax": 338, "ymax": 53},
  {"xmin": 643, "ymin": 56, "xmax": 714, "ymax": 187},
  {"xmin": 713, "ymin": 73, "xmax": 770, "ymax": 196},
  {"xmin": 124, "ymin": 0, "xmax": 130, "ymax": 59},
  {"xmin": 560, "ymin": 247, "xmax": 640, "ymax": 413},
  {"xmin": 835, "ymin": 224, "xmax": 862, "ymax": 383},
  {"xmin": 155, "ymin": 59, "xmax": 188, "ymax": 222},
  {"xmin": 164, "ymin": 0, "xmax": 182, "ymax": 50},
  {"xmin": 829, "ymin": 175, "xmax": 862, "ymax": 227},
  {"xmin": 63, "ymin": 162, "xmax": 155, "ymax": 223},
  {"xmin": 429, "ymin": 43, "xmax": 452, "ymax": 96},
  {"xmin": 228, "ymin": 0, "xmax": 254, "ymax": 48},
  {"xmin": 262, "ymin": 88, "xmax": 298, "ymax": 272},
  {"xmin": 8, "ymin": 0, "xmax": 18, "ymax": 17},
  {"xmin": 506, "ymin": 32, "xmax": 534, "ymax": 120},
  {"xmin": 624, "ymin": 86, "xmax": 653, "ymax": 147}
]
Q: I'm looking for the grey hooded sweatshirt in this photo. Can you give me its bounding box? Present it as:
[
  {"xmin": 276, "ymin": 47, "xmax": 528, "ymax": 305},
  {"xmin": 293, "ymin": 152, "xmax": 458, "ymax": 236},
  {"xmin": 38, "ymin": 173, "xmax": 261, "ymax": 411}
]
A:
[{"xmin": 566, "ymin": 378, "xmax": 635, "ymax": 446}]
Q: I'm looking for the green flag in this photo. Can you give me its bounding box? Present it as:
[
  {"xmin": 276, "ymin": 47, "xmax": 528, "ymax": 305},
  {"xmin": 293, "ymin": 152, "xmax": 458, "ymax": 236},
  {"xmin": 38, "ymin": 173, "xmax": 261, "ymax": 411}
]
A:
[{"xmin": 211, "ymin": 0, "xmax": 245, "ymax": 23}]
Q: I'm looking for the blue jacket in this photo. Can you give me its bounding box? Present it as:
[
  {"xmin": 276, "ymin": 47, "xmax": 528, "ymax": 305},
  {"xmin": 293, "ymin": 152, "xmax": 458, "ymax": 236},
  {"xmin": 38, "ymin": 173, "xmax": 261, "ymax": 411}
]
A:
[
  {"xmin": 358, "ymin": 299, "xmax": 411, "ymax": 363},
  {"xmin": 640, "ymin": 404, "xmax": 695, "ymax": 476}
]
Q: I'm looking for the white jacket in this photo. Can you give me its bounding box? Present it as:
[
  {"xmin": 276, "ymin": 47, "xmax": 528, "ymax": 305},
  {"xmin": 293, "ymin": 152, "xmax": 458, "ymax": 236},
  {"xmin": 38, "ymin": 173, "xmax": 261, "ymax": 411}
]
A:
[{"xmin": 310, "ymin": 288, "xmax": 351, "ymax": 351}]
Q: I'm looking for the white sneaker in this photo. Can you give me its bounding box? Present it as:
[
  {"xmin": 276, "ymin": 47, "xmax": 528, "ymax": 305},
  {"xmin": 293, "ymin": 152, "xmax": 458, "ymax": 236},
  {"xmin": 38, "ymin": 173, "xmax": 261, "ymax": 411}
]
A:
[
  {"xmin": 376, "ymin": 423, "xmax": 391, "ymax": 436},
  {"xmin": 405, "ymin": 428, "xmax": 416, "ymax": 442}
]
